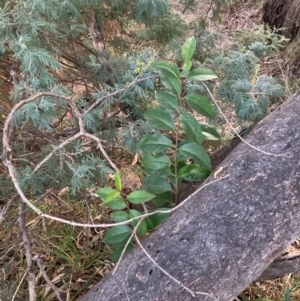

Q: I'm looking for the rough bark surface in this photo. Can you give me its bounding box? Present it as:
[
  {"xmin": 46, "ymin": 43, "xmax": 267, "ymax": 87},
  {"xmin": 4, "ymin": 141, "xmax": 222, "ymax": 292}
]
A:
[
  {"xmin": 258, "ymin": 256, "xmax": 300, "ymax": 281},
  {"xmin": 79, "ymin": 93, "xmax": 300, "ymax": 301}
]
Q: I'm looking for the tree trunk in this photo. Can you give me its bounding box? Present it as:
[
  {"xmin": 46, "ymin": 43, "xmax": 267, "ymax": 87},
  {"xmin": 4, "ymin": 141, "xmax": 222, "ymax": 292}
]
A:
[
  {"xmin": 79, "ymin": 93, "xmax": 300, "ymax": 301},
  {"xmin": 262, "ymin": 0, "xmax": 300, "ymax": 39},
  {"xmin": 258, "ymin": 256, "xmax": 300, "ymax": 281}
]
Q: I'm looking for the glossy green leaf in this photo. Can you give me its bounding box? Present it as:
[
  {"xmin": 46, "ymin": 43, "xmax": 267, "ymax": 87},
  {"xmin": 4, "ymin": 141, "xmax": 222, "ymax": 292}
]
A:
[
  {"xmin": 111, "ymin": 211, "xmax": 129, "ymax": 222},
  {"xmin": 104, "ymin": 190, "xmax": 120, "ymax": 203},
  {"xmin": 129, "ymin": 210, "xmax": 147, "ymax": 237},
  {"xmin": 141, "ymin": 153, "xmax": 171, "ymax": 170},
  {"xmin": 138, "ymin": 133, "xmax": 173, "ymax": 153},
  {"xmin": 145, "ymin": 210, "xmax": 170, "ymax": 230},
  {"xmin": 96, "ymin": 187, "xmax": 120, "ymax": 203},
  {"xmin": 144, "ymin": 108, "xmax": 175, "ymax": 131},
  {"xmin": 156, "ymin": 90, "xmax": 179, "ymax": 112},
  {"xmin": 153, "ymin": 61, "xmax": 181, "ymax": 96},
  {"xmin": 144, "ymin": 166, "xmax": 173, "ymax": 177},
  {"xmin": 96, "ymin": 187, "xmax": 126, "ymax": 210},
  {"xmin": 153, "ymin": 61, "xmax": 180, "ymax": 78},
  {"xmin": 182, "ymin": 36, "xmax": 196, "ymax": 63},
  {"xmin": 104, "ymin": 225, "xmax": 132, "ymax": 244},
  {"xmin": 114, "ymin": 171, "xmax": 122, "ymax": 191},
  {"xmin": 187, "ymin": 68, "xmax": 218, "ymax": 81},
  {"xmin": 200, "ymin": 123, "xmax": 220, "ymax": 140},
  {"xmin": 151, "ymin": 191, "xmax": 173, "ymax": 207},
  {"xmin": 182, "ymin": 61, "xmax": 192, "ymax": 75},
  {"xmin": 143, "ymin": 176, "xmax": 172, "ymax": 194},
  {"xmin": 160, "ymin": 68, "xmax": 181, "ymax": 96},
  {"xmin": 179, "ymin": 143, "xmax": 212, "ymax": 170},
  {"xmin": 96, "ymin": 187, "xmax": 112, "ymax": 198},
  {"xmin": 180, "ymin": 112, "xmax": 203, "ymax": 145},
  {"xmin": 127, "ymin": 190, "xmax": 156, "ymax": 204},
  {"xmin": 175, "ymin": 149, "xmax": 186, "ymax": 163},
  {"xmin": 106, "ymin": 198, "xmax": 127, "ymax": 210},
  {"xmin": 184, "ymin": 94, "xmax": 216, "ymax": 119},
  {"xmin": 169, "ymin": 174, "xmax": 177, "ymax": 189},
  {"xmin": 178, "ymin": 164, "xmax": 210, "ymax": 181}
]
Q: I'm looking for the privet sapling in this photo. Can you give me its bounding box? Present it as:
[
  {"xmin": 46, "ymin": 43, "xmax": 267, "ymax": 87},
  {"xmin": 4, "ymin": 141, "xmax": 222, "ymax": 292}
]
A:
[{"xmin": 97, "ymin": 37, "xmax": 219, "ymax": 260}]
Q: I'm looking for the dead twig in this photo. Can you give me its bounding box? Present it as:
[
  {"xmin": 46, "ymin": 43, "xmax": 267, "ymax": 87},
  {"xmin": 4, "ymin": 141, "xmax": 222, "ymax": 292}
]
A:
[
  {"xmin": 18, "ymin": 200, "xmax": 36, "ymax": 301},
  {"xmin": 0, "ymin": 194, "xmax": 18, "ymax": 225},
  {"xmin": 33, "ymin": 254, "xmax": 67, "ymax": 301}
]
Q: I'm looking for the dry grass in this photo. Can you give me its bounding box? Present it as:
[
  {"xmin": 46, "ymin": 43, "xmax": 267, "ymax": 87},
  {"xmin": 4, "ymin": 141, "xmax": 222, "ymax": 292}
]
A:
[
  {"xmin": 0, "ymin": 196, "xmax": 114, "ymax": 300},
  {"xmin": 0, "ymin": 149, "xmax": 146, "ymax": 300}
]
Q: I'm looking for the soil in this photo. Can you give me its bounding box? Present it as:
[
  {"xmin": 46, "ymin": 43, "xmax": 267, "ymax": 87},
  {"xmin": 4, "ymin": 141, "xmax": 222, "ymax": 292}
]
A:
[{"xmin": 171, "ymin": 0, "xmax": 261, "ymax": 47}]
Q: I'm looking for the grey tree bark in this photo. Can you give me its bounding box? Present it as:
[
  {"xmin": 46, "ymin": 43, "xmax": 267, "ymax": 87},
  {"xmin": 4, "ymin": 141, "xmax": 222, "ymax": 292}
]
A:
[
  {"xmin": 258, "ymin": 256, "xmax": 300, "ymax": 281},
  {"xmin": 79, "ymin": 93, "xmax": 300, "ymax": 301}
]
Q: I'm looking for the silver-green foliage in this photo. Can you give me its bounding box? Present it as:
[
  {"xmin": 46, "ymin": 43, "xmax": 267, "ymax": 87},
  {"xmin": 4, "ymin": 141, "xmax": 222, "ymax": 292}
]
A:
[
  {"xmin": 0, "ymin": 0, "xmax": 184, "ymax": 198},
  {"xmin": 207, "ymin": 47, "xmax": 284, "ymax": 123}
]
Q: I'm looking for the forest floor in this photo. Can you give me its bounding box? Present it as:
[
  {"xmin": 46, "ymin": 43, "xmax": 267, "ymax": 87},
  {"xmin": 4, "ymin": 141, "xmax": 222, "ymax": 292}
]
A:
[{"xmin": 1, "ymin": 1, "xmax": 300, "ymax": 301}]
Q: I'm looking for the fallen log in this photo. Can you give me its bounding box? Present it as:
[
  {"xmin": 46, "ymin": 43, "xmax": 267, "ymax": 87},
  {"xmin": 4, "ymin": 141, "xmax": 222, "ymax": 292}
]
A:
[
  {"xmin": 79, "ymin": 93, "xmax": 300, "ymax": 301},
  {"xmin": 258, "ymin": 255, "xmax": 300, "ymax": 281}
]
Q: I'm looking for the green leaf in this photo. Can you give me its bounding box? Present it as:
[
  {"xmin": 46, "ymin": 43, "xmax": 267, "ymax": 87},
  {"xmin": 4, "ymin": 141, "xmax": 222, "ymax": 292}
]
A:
[
  {"xmin": 182, "ymin": 36, "xmax": 196, "ymax": 63},
  {"xmin": 187, "ymin": 68, "xmax": 218, "ymax": 81},
  {"xmin": 143, "ymin": 176, "xmax": 172, "ymax": 194},
  {"xmin": 106, "ymin": 198, "xmax": 127, "ymax": 210},
  {"xmin": 144, "ymin": 108, "xmax": 175, "ymax": 131},
  {"xmin": 180, "ymin": 113, "xmax": 204, "ymax": 145},
  {"xmin": 96, "ymin": 187, "xmax": 120, "ymax": 203},
  {"xmin": 111, "ymin": 211, "xmax": 129, "ymax": 222},
  {"xmin": 138, "ymin": 133, "xmax": 173, "ymax": 153},
  {"xmin": 175, "ymin": 148, "xmax": 186, "ymax": 162},
  {"xmin": 144, "ymin": 166, "xmax": 173, "ymax": 177},
  {"xmin": 145, "ymin": 210, "xmax": 170, "ymax": 230},
  {"xmin": 104, "ymin": 225, "xmax": 132, "ymax": 244},
  {"xmin": 178, "ymin": 164, "xmax": 210, "ymax": 181},
  {"xmin": 153, "ymin": 61, "xmax": 180, "ymax": 78},
  {"xmin": 104, "ymin": 190, "xmax": 120, "ymax": 203},
  {"xmin": 182, "ymin": 61, "xmax": 193, "ymax": 74},
  {"xmin": 96, "ymin": 187, "xmax": 112, "ymax": 198},
  {"xmin": 156, "ymin": 90, "xmax": 179, "ymax": 112},
  {"xmin": 285, "ymin": 287, "xmax": 291, "ymax": 301},
  {"xmin": 184, "ymin": 94, "xmax": 216, "ymax": 119},
  {"xmin": 129, "ymin": 210, "xmax": 147, "ymax": 237},
  {"xmin": 168, "ymin": 174, "xmax": 177, "ymax": 189},
  {"xmin": 179, "ymin": 143, "xmax": 212, "ymax": 170},
  {"xmin": 160, "ymin": 68, "xmax": 182, "ymax": 96},
  {"xmin": 127, "ymin": 190, "xmax": 156, "ymax": 204},
  {"xmin": 151, "ymin": 191, "xmax": 173, "ymax": 207},
  {"xmin": 114, "ymin": 171, "xmax": 122, "ymax": 191},
  {"xmin": 141, "ymin": 153, "xmax": 171, "ymax": 170},
  {"xmin": 153, "ymin": 61, "xmax": 181, "ymax": 96},
  {"xmin": 200, "ymin": 123, "xmax": 220, "ymax": 140},
  {"xmin": 96, "ymin": 188, "xmax": 126, "ymax": 210}
]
